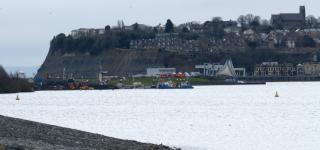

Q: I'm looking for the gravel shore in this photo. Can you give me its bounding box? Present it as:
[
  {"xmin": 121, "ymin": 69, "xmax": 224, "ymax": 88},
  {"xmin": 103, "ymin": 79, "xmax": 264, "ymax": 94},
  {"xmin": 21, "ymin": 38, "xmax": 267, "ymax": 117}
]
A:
[{"xmin": 0, "ymin": 115, "xmax": 179, "ymax": 150}]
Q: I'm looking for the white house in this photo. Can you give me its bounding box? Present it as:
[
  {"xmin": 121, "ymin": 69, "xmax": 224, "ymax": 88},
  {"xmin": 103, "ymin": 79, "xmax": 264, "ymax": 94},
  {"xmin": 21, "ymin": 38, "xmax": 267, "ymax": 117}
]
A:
[
  {"xmin": 243, "ymin": 29, "xmax": 254, "ymax": 35},
  {"xmin": 224, "ymin": 26, "xmax": 241, "ymax": 34}
]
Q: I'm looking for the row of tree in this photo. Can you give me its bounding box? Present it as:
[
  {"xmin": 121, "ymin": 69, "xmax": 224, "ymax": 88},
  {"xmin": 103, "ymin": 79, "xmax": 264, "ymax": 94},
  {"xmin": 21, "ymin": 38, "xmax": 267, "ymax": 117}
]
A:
[
  {"xmin": 50, "ymin": 30, "xmax": 156, "ymax": 56},
  {"xmin": 0, "ymin": 65, "xmax": 33, "ymax": 93},
  {"xmin": 237, "ymin": 14, "xmax": 320, "ymax": 29}
]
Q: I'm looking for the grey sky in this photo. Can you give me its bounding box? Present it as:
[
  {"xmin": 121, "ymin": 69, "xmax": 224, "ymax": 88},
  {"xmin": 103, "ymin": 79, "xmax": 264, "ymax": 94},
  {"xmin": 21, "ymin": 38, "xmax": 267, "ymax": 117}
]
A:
[{"xmin": 0, "ymin": 0, "xmax": 319, "ymax": 68}]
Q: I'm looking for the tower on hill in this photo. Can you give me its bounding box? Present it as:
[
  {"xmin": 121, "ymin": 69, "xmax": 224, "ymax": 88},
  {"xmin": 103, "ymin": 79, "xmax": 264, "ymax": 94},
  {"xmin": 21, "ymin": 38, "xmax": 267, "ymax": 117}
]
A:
[{"xmin": 271, "ymin": 6, "xmax": 306, "ymax": 27}]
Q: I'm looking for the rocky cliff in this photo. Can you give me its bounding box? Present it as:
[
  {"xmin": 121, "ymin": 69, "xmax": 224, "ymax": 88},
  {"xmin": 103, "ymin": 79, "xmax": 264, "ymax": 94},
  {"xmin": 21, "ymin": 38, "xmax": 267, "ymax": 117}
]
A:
[{"xmin": 35, "ymin": 49, "xmax": 167, "ymax": 78}]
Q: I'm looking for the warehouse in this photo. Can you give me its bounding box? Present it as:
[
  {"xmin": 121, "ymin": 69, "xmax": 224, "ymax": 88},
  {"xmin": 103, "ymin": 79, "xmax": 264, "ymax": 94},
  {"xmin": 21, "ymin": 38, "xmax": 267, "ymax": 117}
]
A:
[{"xmin": 146, "ymin": 68, "xmax": 176, "ymax": 77}]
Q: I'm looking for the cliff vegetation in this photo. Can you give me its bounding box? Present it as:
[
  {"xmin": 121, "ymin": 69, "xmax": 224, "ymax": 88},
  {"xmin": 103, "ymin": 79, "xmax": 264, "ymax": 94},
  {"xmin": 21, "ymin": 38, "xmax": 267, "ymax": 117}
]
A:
[{"xmin": 0, "ymin": 65, "xmax": 34, "ymax": 93}]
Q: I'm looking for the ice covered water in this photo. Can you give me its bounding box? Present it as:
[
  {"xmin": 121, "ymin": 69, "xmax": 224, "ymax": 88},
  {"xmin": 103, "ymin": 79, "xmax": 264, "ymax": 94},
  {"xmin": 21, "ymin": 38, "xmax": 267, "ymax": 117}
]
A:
[{"xmin": 1, "ymin": 82, "xmax": 320, "ymax": 150}]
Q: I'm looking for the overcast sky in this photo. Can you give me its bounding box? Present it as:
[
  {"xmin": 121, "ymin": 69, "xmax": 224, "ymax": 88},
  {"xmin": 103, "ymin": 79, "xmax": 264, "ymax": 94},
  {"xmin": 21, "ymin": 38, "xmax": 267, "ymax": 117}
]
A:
[{"xmin": 0, "ymin": 0, "xmax": 319, "ymax": 69}]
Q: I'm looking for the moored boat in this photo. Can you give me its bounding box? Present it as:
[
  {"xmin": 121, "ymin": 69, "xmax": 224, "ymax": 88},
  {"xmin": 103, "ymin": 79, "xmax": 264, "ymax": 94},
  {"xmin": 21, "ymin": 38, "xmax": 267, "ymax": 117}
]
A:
[{"xmin": 158, "ymin": 80, "xmax": 193, "ymax": 89}]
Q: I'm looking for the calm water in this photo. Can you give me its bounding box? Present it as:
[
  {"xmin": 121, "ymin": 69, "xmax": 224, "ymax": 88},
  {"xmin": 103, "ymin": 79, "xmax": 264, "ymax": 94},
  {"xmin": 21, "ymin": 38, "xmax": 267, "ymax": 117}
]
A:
[{"xmin": 1, "ymin": 82, "xmax": 320, "ymax": 150}]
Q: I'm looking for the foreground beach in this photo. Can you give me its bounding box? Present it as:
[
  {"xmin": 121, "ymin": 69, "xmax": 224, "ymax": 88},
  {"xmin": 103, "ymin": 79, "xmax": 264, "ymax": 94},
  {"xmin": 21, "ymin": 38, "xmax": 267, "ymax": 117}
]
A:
[{"xmin": 0, "ymin": 115, "xmax": 177, "ymax": 150}]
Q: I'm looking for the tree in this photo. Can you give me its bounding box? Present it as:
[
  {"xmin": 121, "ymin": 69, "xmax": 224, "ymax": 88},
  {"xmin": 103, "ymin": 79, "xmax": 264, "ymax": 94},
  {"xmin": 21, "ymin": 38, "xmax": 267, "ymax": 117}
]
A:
[
  {"xmin": 182, "ymin": 27, "xmax": 188, "ymax": 33},
  {"xmin": 212, "ymin": 16, "xmax": 222, "ymax": 22},
  {"xmin": 275, "ymin": 23, "xmax": 283, "ymax": 30},
  {"xmin": 204, "ymin": 16, "xmax": 225, "ymax": 40},
  {"xmin": 280, "ymin": 36, "xmax": 288, "ymax": 46},
  {"xmin": 302, "ymin": 35, "xmax": 316, "ymax": 47},
  {"xmin": 250, "ymin": 21, "xmax": 260, "ymax": 28},
  {"xmin": 117, "ymin": 20, "xmax": 125, "ymax": 31},
  {"xmin": 253, "ymin": 16, "xmax": 261, "ymax": 24},
  {"xmin": 105, "ymin": 25, "xmax": 110, "ymax": 30},
  {"xmin": 250, "ymin": 16, "xmax": 261, "ymax": 28},
  {"xmin": 165, "ymin": 19, "xmax": 174, "ymax": 33},
  {"xmin": 247, "ymin": 41, "xmax": 257, "ymax": 49},
  {"xmin": 198, "ymin": 36, "xmax": 209, "ymax": 51},
  {"xmin": 153, "ymin": 27, "xmax": 158, "ymax": 33},
  {"xmin": 133, "ymin": 22, "xmax": 139, "ymax": 31},
  {"xmin": 265, "ymin": 26, "xmax": 275, "ymax": 34},
  {"xmin": 261, "ymin": 19, "xmax": 270, "ymax": 26},
  {"xmin": 237, "ymin": 15, "xmax": 246, "ymax": 27},
  {"xmin": 186, "ymin": 33, "xmax": 200, "ymax": 40},
  {"xmin": 306, "ymin": 15, "xmax": 318, "ymax": 28},
  {"xmin": 245, "ymin": 14, "xmax": 254, "ymax": 24}
]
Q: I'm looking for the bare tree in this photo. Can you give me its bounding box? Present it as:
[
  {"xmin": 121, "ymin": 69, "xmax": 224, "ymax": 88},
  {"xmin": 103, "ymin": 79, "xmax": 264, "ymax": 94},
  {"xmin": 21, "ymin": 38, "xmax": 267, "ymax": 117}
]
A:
[
  {"xmin": 121, "ymin": 20, "xmax": 125, "ymax": 30},
  {"xmin": 261, "ymin": 19, "xmax": 270, "ymax": 26},
  {"xmin": 212, "ymin": 16, "xmax": 222, "ymax": 22},
  {"xmin": 253, "ymin": 16, "xmax": 261, "ymax": 23},
  {"xmin": 306, "ymin": 15, "xmax": 318, "ymax": 28},
  {"xmin": 237, "ymin": 15, "xmax": 246, "ymax": 27},
  {"xmin": 245, "ymin": 14, "xmax": 255, "ymax": 24},
  {"xmin": 117, "ymin": 20, "xmax": 125, "ymax": 31},
  {"xmin": 117, "ymin": 20, "xmax": 121, "ymax": 31},
  {"xmin": 204, "ymin": 16, "xmax": 225, "ymax": 40}
]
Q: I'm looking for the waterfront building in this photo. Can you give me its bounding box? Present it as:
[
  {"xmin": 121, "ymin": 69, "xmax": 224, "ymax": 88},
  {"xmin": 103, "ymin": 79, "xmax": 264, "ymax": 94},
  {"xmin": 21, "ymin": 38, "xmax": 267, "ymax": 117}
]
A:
[
  {"xmin": 254, "ymin": 62, "xmax": 294, "ymax": 76},
  {"xmin": 296, "ymin": 55, "xmax": 320, "ymax": 76},
  {"xmin": 297, "ymin": 62, "xmax": 320, "ymax": 76}
]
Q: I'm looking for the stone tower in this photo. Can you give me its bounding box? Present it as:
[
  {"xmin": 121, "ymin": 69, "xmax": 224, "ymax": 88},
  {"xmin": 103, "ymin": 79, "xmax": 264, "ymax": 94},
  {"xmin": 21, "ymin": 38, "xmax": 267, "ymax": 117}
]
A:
[{"xmin": 300, "ymin": 6, "xmax": 306, "ymax": 21}]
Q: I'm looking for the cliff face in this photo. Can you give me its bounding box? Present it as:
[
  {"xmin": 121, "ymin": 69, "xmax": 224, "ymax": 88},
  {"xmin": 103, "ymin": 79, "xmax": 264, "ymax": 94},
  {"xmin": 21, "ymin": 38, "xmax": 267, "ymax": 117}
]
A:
[{"xmin": 35, "ymin": 49, "xmax": 165, "ymax": 78}]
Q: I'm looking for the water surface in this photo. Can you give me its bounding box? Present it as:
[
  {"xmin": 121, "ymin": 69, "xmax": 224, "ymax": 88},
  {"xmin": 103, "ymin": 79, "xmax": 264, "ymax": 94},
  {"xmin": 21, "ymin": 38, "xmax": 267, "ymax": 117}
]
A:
[{"xmin": 1, "ymin": 82, "xmax": 319, "ymax": 150}]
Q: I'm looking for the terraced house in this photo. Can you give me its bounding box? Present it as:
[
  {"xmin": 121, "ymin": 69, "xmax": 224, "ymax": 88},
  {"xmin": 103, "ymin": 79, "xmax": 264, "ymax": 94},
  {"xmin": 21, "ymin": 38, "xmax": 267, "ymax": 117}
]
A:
[
  {"xmin": 130, "ymin": 38, "xmax": 203, "ymax": 52},
  {"xmin": 254, "ymin": 62, "xmax": 294, "ymax": 76}
]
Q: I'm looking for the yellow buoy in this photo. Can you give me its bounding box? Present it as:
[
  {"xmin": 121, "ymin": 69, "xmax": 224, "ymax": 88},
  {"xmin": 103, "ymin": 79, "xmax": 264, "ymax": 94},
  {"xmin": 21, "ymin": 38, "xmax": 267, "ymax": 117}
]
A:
[
  {"xmin": 16, "ymin": 95, "xmax": 20, "ymax": 100},
  {"xmin": 275, "ymin": 92, "xmax": 279, "ymax": 97}
]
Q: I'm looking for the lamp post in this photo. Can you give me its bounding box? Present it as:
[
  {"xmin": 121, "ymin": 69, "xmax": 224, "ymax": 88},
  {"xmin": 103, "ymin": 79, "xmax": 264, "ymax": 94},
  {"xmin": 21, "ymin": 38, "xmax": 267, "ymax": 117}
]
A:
[
  {"xmin": 176, "ymin": 79, "xmax": 178, "ymax": 87},
  {"xmin": 63, "ymin": 68, "xmax": 65, "ymax": 80}
]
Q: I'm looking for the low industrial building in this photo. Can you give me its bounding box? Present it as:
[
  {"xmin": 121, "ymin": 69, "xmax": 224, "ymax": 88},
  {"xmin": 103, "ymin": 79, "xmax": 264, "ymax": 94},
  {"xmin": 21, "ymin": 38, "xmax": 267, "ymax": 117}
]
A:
[{"xmin": 146, "ymin": 68, "xmax": 176, "ymax": 77}]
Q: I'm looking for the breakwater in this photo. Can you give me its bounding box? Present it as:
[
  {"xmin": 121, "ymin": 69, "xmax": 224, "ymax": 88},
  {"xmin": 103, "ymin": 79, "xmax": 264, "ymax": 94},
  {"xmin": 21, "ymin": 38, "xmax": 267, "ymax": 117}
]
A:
[{"xmin": 0, "ymin": 115, "xmax": 178, "ymax": 150}]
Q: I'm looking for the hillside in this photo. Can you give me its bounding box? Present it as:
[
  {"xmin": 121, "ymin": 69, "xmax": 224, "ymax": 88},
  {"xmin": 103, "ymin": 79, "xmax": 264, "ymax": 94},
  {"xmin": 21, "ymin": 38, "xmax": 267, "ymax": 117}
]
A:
[
  {"xmin": 35, "ymin": 46, "xmax": 316, "ymax": 79},
  {"xmin": 36, "ymin": 48, "xmax": 162, "ymax": 78}
]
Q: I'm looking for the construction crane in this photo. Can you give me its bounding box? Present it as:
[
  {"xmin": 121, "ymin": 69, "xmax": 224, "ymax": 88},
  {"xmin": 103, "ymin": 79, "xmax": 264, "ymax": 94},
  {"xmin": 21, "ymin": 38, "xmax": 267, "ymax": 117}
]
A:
[{"xmin": 46, "ymin": 71, "xmax": 50, "ymax": 79}]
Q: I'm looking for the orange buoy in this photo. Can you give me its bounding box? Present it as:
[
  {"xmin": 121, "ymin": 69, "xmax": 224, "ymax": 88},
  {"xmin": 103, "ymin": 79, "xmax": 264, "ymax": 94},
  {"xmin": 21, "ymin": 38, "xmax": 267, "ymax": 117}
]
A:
[{"xmin": 275, "ymin": 92, "xmax": 279, "ymax": 97}]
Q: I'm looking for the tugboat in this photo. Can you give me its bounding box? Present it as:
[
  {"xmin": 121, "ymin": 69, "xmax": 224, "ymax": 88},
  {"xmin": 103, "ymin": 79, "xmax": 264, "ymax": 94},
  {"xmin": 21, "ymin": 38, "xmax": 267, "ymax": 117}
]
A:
[{"xmin": 158, "ymin": 79, "xmax": 193, "ymax": 89}]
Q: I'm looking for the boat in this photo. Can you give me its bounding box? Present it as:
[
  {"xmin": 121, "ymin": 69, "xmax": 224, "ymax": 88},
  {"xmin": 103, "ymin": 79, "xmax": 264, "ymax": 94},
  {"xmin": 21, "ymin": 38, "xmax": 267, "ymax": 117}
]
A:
[{"xmin": 158, "ymin": 80, "xmax": 193, "ymax": 89}]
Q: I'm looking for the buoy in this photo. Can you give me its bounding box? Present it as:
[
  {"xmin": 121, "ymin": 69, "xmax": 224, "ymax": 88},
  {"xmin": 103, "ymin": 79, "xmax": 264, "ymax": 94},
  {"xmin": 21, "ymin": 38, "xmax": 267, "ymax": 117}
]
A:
[
  {"xmin": 16, "ymin": 95, "xmax": 20, "ymax": 100},
  {"xmin": 275, "ymin": 92, "xmax": 279, "ymax": 97}
]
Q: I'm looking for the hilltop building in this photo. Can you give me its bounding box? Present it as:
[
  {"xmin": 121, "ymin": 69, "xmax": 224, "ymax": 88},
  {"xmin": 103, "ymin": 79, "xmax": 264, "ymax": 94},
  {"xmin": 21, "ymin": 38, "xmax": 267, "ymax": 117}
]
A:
[
  {"xmin": 271, "ymin": 6, "xmax": 306, "ymax": 27},
  {"xmin": 71, "ymin": 28, "xmax": 105, "ymax": 39}
]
